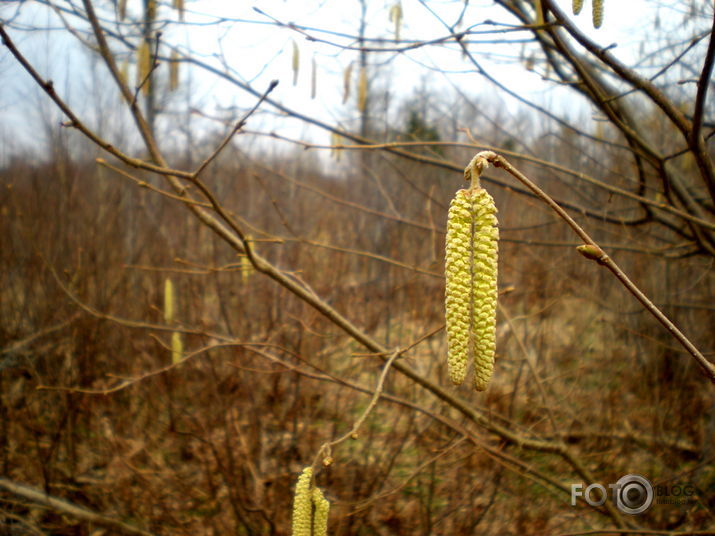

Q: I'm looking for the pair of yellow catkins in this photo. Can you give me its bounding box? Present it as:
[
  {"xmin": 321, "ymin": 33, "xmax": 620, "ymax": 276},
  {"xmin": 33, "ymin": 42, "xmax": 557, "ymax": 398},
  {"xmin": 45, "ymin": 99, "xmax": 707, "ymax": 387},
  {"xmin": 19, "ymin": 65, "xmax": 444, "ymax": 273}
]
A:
[
  {"xmin": 574, "ymin": 0, "xmax": 605, "ymax": 29},
  {"xmin": 447, "ymin": 0, "xmax": 608, "ymax": 390},
  {"xmin": 292, "ymin": 467, "xmax": 329, "ymax": 536},
  {"xmin": 445, "ymin": 153, "xmax": 499, "ymax": 392}
]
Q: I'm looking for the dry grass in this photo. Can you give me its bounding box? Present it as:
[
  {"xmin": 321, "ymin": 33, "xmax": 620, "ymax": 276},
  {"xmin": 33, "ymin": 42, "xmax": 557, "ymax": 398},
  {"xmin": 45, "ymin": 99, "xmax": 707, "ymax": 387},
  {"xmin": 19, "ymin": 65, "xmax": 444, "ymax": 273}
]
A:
[{"xmin": 1, "ymin": 140, "xmax": 713, "ymax": 535}]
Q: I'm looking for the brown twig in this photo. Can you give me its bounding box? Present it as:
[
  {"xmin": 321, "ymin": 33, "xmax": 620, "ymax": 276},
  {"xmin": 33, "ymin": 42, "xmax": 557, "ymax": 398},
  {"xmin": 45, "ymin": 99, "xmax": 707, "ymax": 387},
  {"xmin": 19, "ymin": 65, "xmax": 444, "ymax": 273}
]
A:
[
  {"xmin": 191, "ymin": 79, "xmax": 278, "ymax": 179},
  {"xmin": 1, "ymin": 314, "xmax": 79, "ymax": 356},
  {"xmin": 0, "ymin": 479, "xmax": 156, "ymax": 536},
  {"xmin": 311, "ymin": 350, "xmax": 401, "ymax": 469},
  {"xmin": 480, "ymin": 151, "xmax": 715, "ymax": 383}
]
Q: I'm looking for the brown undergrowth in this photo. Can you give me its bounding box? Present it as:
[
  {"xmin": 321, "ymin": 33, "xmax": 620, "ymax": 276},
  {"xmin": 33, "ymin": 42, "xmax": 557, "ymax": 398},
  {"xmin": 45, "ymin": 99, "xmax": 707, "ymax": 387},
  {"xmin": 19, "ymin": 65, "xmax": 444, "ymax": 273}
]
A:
[{"xmin": 1, "ymin": 144, "xmax": 713, "ymax": 535}]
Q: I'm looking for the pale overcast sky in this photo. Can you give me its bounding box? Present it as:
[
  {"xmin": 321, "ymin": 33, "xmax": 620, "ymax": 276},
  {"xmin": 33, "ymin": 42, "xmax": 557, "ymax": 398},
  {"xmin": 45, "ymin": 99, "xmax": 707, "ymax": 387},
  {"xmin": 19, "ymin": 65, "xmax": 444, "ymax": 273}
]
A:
[{"xmin": 0, "ymin": 0, "xmax": 704, "ymax": 161}]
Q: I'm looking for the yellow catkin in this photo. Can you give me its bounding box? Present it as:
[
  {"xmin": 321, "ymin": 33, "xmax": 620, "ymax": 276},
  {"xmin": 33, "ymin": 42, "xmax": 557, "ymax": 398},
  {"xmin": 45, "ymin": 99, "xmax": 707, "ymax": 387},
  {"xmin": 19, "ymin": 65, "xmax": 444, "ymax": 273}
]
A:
[
  {"xmin": 137, "ymin": 40, "xmax": 151, "ymax": 95},
  {"xmin": 330, "ymin": 131, "xmax": 343, "ymax": 161},
  {"xmin": 572, "ymin": 0, "xmax": 584, "ymax": 15},
  {"xmin": 292, "ymin": 467, "xmax": 313, "ymax": 536},
  {"xmin": 445, "ymin": 162, "xmax": 499, "ymax": 391},
  {"xmin": 169, "ymin": 50, "xmax": 179, "ymax": 92},
  {"xmin": 592, "ymin": 0, "xmax": 604, "ymax": 28},
  {"xmin": 241, "ymin": 236, "xmax": 255, "ymax": 282},
  {"xmin": 357, "ymin": 66, "xmax": 367, "ymax": 112},
  {"xmin": 171, "ymin": 331, "xmax": 183, "ymax": 364},
  {"xmin": 534, "ymin": 0, "xmax": 544, "ymax": 26},
  {"xmin": 389, "ymin": 2, "xmax": 403, "ymax": 41},
  {"xmin": 164, "ymin": 278, "xmax": 183, "ymax": 364},
  {"xmin": 312, "ymin": 487, "xmax": 330, "ymax": 536},
  {"xmin": 470, "ymin": 188, "xmax": 498, "ymax": 391},
  {"xmin": 164, "ymin": 278, "xmax": 174, "ymax": 324},
  {"xmin": 445, "ymin": 189, "xmax": 473, "ymax": 386},
  {"xmin": 292, "ymin": 41, "xmax": 300, "ymax": 86},
  {"xmin": 240, "ymin": 253, "xmax": 254, "ymax": 283},
  {"xmin": 119, "ymin": 57, "xmax": 129, "ymax": 87},
  {"xmin": 146, "ymin": 0, "xmax": 156, "ymax": 21}
]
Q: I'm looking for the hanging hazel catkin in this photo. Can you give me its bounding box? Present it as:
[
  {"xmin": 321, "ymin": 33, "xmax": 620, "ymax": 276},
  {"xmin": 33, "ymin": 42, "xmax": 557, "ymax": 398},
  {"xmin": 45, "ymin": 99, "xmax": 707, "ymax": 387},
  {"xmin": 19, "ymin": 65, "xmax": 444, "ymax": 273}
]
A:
[
  {"xmin": 445, "ymin": 190, "xmax": 473, "ymax": 386},
  {"xmin": 445, "ymin": 153, "xmax": 499, "ymax": 391},
  {"xmin": 534, "ymin": 0, "xmax": 544, "ymax": 26},
  {"xmin": 164, "ymin": 278, "xmax": 175, "ymax": 325},
  {"xmin": 164, "ymin": 278, "xmax": 183, "ymax": 364},
  {"xmin": 136, "ymin": 40, "xmax": 151, "ymax": 96},
  {"xmin": 357, "ymin": 66, "xmax": 368, "ymax": 112},
  {"xmin": 171, "ymin": 331, "xmax": 183, "ymax": 364},
  {"xmin": 592, "ymin": 0, "xmax": 604, "ymax": 28},
  {"xmin": 389, "ymin": 2, "xmax": 403, "ymax": 41},
  {"xmin": 311, "ymin": 487, "xmax": 330, "ymax": 536},
  {"xmin": 291, "ymin": 467, "xmax": 312, "ymax": 536},
  {"xmin": 169, "ymin": 50, "xmax": 179, "ymax": 92},
  {"xmin": 469, "ymin": 186, "xmax": 499, "ymax": 391},
  {"xmin": 572, "ymin": 0, "xmax": 584, "ymax": 15},
  {"xmin": 119, "ymin": 57, "xmax": 129, "ymax": 87},
  {"xmin": 291, "ymin": 467, "xmax": 330, "ymax": 536},
  {"xmin": 146, "ymin": 0, "xmax": 156, "ymax": 20},
  {"xmin": 330, "ymin": 131, "xmax": 343, "ymax": 161}
]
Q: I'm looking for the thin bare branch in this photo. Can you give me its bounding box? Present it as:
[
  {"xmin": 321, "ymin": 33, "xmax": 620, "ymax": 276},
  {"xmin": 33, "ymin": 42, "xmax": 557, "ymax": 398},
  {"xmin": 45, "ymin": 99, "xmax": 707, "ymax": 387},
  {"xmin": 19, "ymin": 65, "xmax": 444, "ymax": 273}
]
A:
[
  {"xmin": 482, "ymin": 151, "xmax": 715, "ymax": 383},
  {"xmin": 0, "ymin": 479, "xmax": 157, "ymax": 536}
]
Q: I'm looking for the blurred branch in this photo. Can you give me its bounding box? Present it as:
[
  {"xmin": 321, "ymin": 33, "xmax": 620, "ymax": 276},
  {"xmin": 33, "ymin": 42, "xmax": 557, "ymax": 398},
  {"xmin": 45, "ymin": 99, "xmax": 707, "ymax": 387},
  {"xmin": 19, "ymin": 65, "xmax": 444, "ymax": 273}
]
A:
[
  {"xmin": 311, "ymin": 350, "xmax": 401, "ymax": 469},
  {"xmin": 262, "ymin": 131, "xmax": 715, "ymax": 233},
  {"xmin": 542, "ymin": 0, "xmax": 691, "ymax": 135},
  {"xmin": 290, "ymin": 238, "xmax": 442, "ymax": 278},
  {"xmin": 192, "ymin": 79, "xmax": 279, "ymax": 179},
  {"xmin": 691, "ymin": 11, "xmax": 715, "ymax": 165},
  {"xmin": 40, "ymin": 254, "xmax": 234, "ymax": 340},
  {"xmin": 97, "ymin": 158, "xmax": 212, "ymax": 207},
  {"xmin": 253, "ymin": 6, "xmax": 539, "ymax": 53},
  {"xmin": 0, "ymin": 509, "xmax": 47, "ymax": 536},
  {"xmin": 499, "ymin": 303, "xmax": 560, "ymax": 434},
  {"xmin": 550, "ymin": 431, "xmax": 699, "ymax": 457},
  {"xmin": 0, "ymin": 314, "xmax": 79, "ymax": 356},
  {"xmin": 39, "ymin": 341, "xmax": 241, "ymax": 395},
  {"xmin": 0, "ymin": 478, "xmax": 156, "ymax": 536}
]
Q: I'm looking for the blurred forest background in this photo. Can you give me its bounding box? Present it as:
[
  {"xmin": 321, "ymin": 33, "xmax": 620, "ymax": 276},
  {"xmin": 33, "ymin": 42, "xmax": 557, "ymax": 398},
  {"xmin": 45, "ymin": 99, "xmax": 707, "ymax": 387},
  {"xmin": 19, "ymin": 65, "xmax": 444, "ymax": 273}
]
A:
[{"xmin": 1, "ymin": 0, "xmax": 714, "ymax": 535}]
